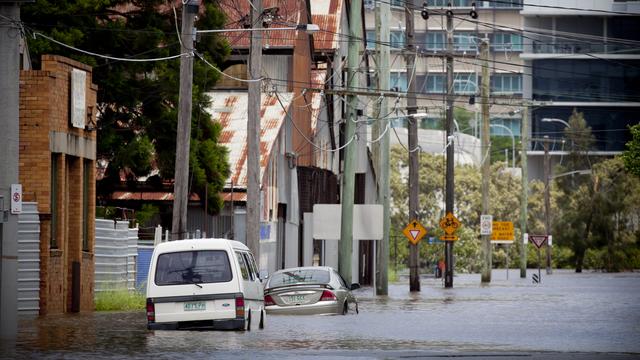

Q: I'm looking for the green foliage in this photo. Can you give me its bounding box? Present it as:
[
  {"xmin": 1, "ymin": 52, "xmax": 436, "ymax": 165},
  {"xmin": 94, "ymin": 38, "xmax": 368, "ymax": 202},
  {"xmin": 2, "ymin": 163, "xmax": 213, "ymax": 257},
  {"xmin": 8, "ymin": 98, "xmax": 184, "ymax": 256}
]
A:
[
  {"xmin": 135, "ymin": 204, "xmax": 159, "ymax": 227},
  {"xmin": 622, "ymin": 123, "xmax": 640, "ymax": 177},
  {"xmin": 95, "ymin": 288, "xmax": 145, "ymax": 311},
  {"xmin": 23, "ymin": 0, "xmax": 231, "ymax": 214}
]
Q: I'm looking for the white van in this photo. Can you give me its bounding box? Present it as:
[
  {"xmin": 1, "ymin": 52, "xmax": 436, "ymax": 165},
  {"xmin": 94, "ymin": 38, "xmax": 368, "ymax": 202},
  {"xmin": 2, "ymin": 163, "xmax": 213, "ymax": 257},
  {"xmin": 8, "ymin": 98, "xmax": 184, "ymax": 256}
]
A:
[{"xmin": 145, "ymin": 238, "xmax": 264, "ymax": 330}]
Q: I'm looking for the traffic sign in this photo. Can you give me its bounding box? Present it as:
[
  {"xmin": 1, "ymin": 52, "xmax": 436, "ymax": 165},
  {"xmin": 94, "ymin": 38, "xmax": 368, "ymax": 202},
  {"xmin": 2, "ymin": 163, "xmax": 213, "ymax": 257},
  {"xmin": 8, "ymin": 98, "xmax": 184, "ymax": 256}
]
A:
[
  {"xmin": 439, "ymin": 234, "xmax": 459, "ymax": 241},
  {"xmin": 491, "ymin": 221, "xmax": 514, "ymax": 242},
  {"xmin": 529, "ymin": 235, "xmax": 547, "ymax": 249},
  {"xmin": 480, "ymin": 215, "xmax": 492, "ymax": 235},
  {"xmin": 403, "ymin": 219, "xmax": 427, "ymax": 245},
  {"xmin": 439, "ymin": 212, "xmax": 461, "ymax": 235}
]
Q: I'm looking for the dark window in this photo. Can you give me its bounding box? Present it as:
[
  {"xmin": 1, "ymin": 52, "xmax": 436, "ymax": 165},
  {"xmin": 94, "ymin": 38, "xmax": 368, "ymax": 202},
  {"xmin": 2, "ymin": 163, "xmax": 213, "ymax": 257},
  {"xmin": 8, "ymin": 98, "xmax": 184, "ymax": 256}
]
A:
[
  {"xmin": 82, "ymin": 160, "xmax": 90, "ymax": 252},
  {"xmin": 154, "ymin": 250, "xmax": 232, "ymax": 285},
  {"xmin": 236, "ymin": 252, "xmax": 249, "ymax": 280},
  {"xmin": 50, "ymin": 154, "xmax": 58, "ymax": 249}
]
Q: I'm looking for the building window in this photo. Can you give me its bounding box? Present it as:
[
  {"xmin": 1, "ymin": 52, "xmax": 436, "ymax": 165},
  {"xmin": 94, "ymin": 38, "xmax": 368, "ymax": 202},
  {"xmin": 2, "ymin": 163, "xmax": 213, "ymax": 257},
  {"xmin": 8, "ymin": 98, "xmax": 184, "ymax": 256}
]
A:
[
  {"xmin": 424, "ymin": 74, "xmax": 445, "ymax": 93},
  {"xmin": 428, "ymin": 0, "xmax": 473, "ymax": 6},
  {"xmin": 491, "ymin": 117, "xmax": 521, "ymax": 137},
  {"xmin": 390, "ymin": 30, "xmax": 405, "ymax": 50},
  {"xmin": 481, "ymin": 0, "xmax": 523, "ymax": 8},
  {"xmin": 454, "ymin": 33, "xmax": 478, "ymax": 51},
  {"xmin": 454, "ymin": 73, "xmax": 478, "ymax": 94},
  {"xmin": 50, "ymin": 154, "xmax": 58, "ymax": 249},
  {"xmin": 492, "ymin": 33, "xmax": 522, "ymax": 51},
  {"xmin": 82, "ymin": 160, "xmax": 90, "ymax": 252},
  {"xmin": 390, "ymin": 72, "xmax": 408, "ymax": 92},
  {"xmin": 366, "ymin": 31, "xmax": 375, "ymax": 50},
  {"xmin": 426, "ymin": 32, "xmax": 445, "ymax": 51},
  {"xmin": 491, "ymin": 73, "xmax": 522, "ymax": 94}
]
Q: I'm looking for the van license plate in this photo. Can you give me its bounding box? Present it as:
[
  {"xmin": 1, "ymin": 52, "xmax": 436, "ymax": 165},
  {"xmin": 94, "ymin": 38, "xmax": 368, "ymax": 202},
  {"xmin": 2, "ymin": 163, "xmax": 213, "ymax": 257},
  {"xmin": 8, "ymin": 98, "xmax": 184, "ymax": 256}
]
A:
[{"xmin": 184, "ymin": 301, "xmax": 206, "ymax": 311}]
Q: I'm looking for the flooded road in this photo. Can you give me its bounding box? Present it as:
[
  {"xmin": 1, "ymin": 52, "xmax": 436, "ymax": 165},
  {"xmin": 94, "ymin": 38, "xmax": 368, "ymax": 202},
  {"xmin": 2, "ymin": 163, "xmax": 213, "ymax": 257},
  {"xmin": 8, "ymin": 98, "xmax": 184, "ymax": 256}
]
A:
[{"xmin": 2, "ymin": 270, "xmax": 639, "ymax": 359}]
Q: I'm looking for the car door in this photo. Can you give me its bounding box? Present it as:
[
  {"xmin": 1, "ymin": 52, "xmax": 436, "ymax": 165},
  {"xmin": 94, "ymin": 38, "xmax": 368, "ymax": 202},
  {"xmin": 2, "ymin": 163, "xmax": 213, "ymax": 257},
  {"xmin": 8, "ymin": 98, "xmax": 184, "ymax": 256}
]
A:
[{"xmin": 236, "ymin": 251, "xmax": 262, "ymax": 322}]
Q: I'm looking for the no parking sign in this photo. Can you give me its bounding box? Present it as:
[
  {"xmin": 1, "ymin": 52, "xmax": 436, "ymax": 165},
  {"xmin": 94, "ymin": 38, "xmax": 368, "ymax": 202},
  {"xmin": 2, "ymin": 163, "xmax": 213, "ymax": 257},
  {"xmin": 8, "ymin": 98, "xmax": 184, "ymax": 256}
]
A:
[{"xmin": 11, "ymin": 184, "xmax": 22, "ymax": 214}]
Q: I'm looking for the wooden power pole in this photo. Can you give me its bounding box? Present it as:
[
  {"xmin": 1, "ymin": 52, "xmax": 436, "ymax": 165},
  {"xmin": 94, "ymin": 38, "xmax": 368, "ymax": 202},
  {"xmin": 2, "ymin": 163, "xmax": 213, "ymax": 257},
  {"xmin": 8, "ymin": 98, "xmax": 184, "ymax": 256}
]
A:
[
  {"xmin": 480, "ymin": 38, "xmax": 492, "ymax": 283},
  {"xmin": 172, "ymin": 1, "xmax": 198, "ymax": 240},
  {"xmin": 406, "ymin": 2, "xmax": 420, "ymax": 293},
  {"xmin": 339, "ymin": 0, "xmax": 361, "ymax": 285},
  {"xmin": 247, "ymin": 0, "xmax": 263, "ymax": 260},
  {"xmin": 520, "ymin": 105, "xmax": 528, "ymax": 278},
  {"xmin": 444, "ymin": 11, "xmax": 455, "ymax": 288},
  {"xmin": 375, "ymin": 0, "xmax": 390, "ymax": 296}
]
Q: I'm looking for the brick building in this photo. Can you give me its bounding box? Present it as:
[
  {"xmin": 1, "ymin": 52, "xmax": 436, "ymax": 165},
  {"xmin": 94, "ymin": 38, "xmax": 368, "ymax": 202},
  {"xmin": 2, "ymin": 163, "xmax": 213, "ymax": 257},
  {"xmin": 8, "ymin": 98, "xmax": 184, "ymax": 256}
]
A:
[{"xmin": 19, "ymin": 55, "xmax": 98, "ymax": 314}]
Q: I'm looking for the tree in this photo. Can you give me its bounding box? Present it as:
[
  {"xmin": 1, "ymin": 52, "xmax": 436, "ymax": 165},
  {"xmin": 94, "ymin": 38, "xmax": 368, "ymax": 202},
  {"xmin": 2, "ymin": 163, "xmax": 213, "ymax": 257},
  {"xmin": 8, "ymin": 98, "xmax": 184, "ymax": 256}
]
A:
[
  {"xmin": 622, "ymin": 123, "xmax": 640, "ymax": 177},
  {"xmin": 22, "ymin": 0, "xmax": 231, "ymax": 214}
]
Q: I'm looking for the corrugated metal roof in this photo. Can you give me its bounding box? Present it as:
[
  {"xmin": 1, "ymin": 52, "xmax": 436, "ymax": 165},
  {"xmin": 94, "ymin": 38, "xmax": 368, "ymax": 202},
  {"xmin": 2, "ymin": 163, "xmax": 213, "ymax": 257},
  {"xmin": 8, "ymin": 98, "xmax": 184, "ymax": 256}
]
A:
[
  {"xmin": 205, "ymin": 91, "xmax": 294, "ymax": 190},
  {"xmin": 111, "ymin": 191, "xmax": 200, "ymax": 201},
  {"xmin": 217, "ymin": 0, "xmax": 343, "ymax": 51}
]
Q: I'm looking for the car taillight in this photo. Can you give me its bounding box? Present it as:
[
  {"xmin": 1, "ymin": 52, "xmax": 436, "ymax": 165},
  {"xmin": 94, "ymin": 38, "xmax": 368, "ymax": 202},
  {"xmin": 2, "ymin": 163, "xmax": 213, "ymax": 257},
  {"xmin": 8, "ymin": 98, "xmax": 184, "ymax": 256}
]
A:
[
  {"xmin": 320, "ymin": 290, "xmax": 336, "ymax": 301},
  {"xmin": 264, "ymin": 294, "xmax": 275, "ymax": 306},
  {"xmin": 146, "ymin": 299, "xmax": 155, "ymax": 322},
  {"xmin": 235, "ymin": 296, "xmax": 245, "ymax": 318}
]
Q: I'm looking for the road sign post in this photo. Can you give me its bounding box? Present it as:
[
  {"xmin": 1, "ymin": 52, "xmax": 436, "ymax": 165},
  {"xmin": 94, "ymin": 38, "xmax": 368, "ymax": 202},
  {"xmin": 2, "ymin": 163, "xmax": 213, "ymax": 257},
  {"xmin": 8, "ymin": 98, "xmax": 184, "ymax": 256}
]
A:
[{"xmin": 529, "ymin": 235, "xmax": 548, "ymax": 283}]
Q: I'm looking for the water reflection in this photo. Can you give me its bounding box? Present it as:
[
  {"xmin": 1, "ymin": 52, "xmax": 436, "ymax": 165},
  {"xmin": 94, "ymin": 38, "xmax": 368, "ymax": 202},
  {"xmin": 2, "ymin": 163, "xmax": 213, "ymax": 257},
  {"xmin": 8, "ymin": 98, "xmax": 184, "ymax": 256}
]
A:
[{"xmin": 2, "ymin": 270, "xmax": 639, "ymax": 359}]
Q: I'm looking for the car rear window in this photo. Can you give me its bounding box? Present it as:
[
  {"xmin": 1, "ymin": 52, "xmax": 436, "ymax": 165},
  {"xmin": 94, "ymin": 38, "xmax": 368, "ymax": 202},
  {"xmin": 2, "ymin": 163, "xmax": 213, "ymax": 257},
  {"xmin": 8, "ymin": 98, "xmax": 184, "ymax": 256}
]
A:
[
  {"xmin": 268, "ymin": 269, "xmax": 330, "ymax": 288},
  {"xmin": 154, "ymin": 250, "xmax": 232, "ymax": 286}
]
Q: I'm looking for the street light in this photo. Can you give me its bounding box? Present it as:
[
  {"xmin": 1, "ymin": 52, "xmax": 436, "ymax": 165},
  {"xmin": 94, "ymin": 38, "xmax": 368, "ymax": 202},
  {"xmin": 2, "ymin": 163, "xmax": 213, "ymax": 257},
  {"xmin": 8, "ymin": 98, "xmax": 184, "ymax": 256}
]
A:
[
  {"xmin": 541, "ymin": 117, "xmax": 570, "ymax": 128},
  {"xmin": 197, "ymin": 23, "xmax": 320, "ymax": 34},
  {"xmin": 489, "ymin": 123, "xmax": 515, "ymax": 168}
]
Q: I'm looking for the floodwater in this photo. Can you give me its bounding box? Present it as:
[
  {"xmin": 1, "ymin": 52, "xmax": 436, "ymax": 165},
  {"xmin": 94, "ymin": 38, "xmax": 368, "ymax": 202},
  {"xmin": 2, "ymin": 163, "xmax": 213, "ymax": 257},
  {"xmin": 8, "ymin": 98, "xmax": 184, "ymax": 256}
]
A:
[{"xmin": 2, "ymin": 270, "xmax": 639, "ymax": 359}]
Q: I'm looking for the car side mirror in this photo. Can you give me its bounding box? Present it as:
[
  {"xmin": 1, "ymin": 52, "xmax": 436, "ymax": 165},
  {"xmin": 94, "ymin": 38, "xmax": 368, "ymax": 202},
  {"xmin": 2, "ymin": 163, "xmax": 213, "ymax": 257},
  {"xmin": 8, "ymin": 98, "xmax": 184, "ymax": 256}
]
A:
[
  {"xmin": 259, "ymin": 270, "xmax": 269, "ymax": 281},
  {"xmin": 350, "ymin": 283, "xmax": 360, "ymax": 290}
]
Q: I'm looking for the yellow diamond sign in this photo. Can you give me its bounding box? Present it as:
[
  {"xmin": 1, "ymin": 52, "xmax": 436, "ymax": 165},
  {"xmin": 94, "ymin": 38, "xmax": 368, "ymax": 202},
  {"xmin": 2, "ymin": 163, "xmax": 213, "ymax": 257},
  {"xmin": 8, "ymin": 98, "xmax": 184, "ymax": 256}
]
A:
[
  {"xmin": 439, "ymin": 212, "xmax": 461, "ymax": 241},
  {"xmin": 403, "ymin": 219, "xmax": 427, "ymax": 245}
]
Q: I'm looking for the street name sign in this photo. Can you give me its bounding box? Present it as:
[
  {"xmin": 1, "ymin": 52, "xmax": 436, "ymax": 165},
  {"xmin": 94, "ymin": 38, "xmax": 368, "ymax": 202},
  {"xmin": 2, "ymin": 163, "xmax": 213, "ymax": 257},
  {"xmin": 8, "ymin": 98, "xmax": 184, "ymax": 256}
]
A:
[
  {"xmin": 403, "ymin": 220, "xmax": 427, "ymax": 245},
  {"xmin": 529, "ymin": 235, "xmax": 547, "ymax": 249},
  {"xmin": 491, "ymin": 221, "xmax": 514, "ymax": 243}
]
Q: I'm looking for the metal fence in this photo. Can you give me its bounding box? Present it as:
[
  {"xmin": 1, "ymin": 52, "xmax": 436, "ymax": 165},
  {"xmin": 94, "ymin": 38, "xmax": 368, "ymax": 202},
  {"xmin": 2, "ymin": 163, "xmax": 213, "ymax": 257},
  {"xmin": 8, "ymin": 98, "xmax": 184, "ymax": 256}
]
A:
[
  {"xmin": 17, "ymin": 202, "xmax": 40, "ymax": 315},
  {"xmin": 94, "ymin": 219, "xmax": 138, "ymax": 292}
]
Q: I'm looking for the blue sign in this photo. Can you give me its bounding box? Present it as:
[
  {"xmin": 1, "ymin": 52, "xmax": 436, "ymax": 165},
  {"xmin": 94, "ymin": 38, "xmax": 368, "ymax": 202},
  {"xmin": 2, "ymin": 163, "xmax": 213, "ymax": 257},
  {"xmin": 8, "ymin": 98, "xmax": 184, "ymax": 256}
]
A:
[{"xmin": 260, "ymin": 224, "xmax": 271, "ymax": 240}]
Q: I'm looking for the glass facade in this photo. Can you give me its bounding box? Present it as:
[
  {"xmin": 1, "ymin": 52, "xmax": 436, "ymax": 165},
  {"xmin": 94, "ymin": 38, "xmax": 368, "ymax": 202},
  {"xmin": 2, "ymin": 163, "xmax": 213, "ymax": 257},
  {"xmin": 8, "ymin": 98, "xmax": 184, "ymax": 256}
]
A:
[
  {"xmin": 491, "ymin": 33, "xmax": 522, "ymax": 51},
  {"xmin": 532, "ymin": 107, "xmax": 640, "ymax": 152},
  {"xmin": 533, "ymin": 59, "xmax": 640, "ymax": 102}
]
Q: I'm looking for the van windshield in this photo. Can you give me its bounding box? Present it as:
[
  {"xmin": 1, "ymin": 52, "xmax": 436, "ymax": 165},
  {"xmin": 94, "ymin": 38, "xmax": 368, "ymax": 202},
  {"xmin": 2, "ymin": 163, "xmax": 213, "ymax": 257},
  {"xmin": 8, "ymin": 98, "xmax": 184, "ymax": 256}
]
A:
[{"xmin": 155, "ymin": 250, "xmax": 232, "ymax": 286}]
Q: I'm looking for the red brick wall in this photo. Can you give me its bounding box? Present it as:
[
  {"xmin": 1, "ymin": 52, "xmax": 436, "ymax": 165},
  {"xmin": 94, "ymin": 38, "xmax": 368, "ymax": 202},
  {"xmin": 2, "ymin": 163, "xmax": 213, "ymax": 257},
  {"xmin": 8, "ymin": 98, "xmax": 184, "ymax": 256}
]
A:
[{"xmin": 19, "ymin": 55, "xmax": 98, "ymax": 315}]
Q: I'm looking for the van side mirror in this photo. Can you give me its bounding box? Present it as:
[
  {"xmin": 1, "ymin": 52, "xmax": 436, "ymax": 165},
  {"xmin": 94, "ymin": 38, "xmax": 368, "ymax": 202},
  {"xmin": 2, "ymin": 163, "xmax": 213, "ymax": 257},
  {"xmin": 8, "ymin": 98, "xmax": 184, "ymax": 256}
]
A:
[
  {"xmin": 350, "ymin": 283, "xmax": 360, "ymax": 290},
  {"xmin": 259, "ymin": 270, "xmax": 269, "ymax": 281}
]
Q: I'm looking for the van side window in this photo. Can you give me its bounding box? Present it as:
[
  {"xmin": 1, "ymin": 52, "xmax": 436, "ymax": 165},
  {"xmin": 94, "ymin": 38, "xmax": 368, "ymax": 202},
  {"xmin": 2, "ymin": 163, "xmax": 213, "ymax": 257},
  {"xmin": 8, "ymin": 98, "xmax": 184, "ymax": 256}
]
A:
[
  {"xmin": 235, "ymin": 252, "xmax": 249, "ymax": 280},
  {"xmin": 248, "ymin": 253, "xmax": 260, "ymax": 280},
  {"xmin": 242, "ymin": 253, "xmax": 256, "ymax": 281}
]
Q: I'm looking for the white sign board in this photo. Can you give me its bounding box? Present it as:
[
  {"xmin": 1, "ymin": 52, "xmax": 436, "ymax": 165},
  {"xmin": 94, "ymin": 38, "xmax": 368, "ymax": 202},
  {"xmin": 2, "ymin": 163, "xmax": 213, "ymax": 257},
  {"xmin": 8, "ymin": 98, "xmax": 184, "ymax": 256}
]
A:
[
  {"xmin": 11, "ymin": 184, "xmax": 22, "ymax": 214},
  {"xmin": 312, "ymin": 204, "xmax": 383, "ymax": 240},
  {"xmin": 71, "ymin": 69, "xmax": 87, "ymax": 129},
  {"xmin": 480, "ymin": 214, "xmax": 493, "ymax": 235}
]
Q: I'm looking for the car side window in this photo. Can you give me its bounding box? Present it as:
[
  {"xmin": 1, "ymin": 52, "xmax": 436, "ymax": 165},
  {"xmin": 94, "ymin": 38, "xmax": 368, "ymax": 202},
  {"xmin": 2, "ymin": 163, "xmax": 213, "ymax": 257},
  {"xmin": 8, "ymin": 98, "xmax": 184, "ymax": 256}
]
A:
[
  {"xmin": 248, "ymin": 253, "xmax": 260, "ymax": 280},
  {"xmin": 235, "ymin": 252, "xmax": 249, "ymax": 280},
  {"xmin": 242, "ymin": 253, "xmax": 255, "ymax": 281},
  {"xmin": 335, "ymin": 271, "xmax": 348, "ymax": 289}
]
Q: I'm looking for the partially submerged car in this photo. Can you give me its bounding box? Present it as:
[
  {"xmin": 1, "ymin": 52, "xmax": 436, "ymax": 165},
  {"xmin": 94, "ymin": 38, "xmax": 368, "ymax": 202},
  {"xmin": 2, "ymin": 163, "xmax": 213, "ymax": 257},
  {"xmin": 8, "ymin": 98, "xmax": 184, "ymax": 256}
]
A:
[
  {"xmin": 146, "ymin": 238, "xmax": 264, "ymax": 330},
  {"xmin": 263, "ymin": 266, "xmax": 359, "ymax": 315}
]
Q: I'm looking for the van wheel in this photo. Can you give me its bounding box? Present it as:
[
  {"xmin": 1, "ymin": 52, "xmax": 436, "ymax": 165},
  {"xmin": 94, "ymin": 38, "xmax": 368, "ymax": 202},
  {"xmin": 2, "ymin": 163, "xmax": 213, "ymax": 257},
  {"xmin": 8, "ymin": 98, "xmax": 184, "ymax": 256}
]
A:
[
  {"xmin": 259, "ymin": 310, "xmax": 265, "ymax": 329},
  {"xmin": 246, "ymin": 311, "xmax": 251, "ymax": 331},
  {"xmin": 342, "ymin": 302, "xmax": 348, "ymax": 315}
]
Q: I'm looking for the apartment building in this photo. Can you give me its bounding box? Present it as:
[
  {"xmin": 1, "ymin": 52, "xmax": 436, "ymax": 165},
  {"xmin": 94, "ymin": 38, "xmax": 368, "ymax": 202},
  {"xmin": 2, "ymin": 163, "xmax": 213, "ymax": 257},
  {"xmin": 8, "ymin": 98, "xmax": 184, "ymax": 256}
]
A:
[
  {"xmin": 521, "ymin": 0, "xmax": 640, "ymax": 179},
  {"xmin": 364, "ymin": 0, "xmax": 526, "ymax": 158}
]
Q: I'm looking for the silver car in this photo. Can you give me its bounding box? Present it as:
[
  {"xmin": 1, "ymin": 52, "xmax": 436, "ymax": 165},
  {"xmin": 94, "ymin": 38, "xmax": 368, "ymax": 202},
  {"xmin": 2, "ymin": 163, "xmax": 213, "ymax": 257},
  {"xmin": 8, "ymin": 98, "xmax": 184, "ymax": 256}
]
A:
[{"xmin": 263, "ymin": 267, "xmax": 360, "ymax": 315}]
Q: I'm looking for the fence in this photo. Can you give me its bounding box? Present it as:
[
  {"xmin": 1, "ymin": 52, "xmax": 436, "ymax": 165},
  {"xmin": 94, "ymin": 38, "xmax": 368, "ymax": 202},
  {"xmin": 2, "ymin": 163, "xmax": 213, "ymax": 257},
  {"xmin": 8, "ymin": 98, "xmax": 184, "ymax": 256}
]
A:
[
  {"xmin": 94, "ymin": 219, "xmax": 138, "ymax": 292},
  {"xmin": 17, "ymin": 202, "xmax": 40, "ymax": 315}
]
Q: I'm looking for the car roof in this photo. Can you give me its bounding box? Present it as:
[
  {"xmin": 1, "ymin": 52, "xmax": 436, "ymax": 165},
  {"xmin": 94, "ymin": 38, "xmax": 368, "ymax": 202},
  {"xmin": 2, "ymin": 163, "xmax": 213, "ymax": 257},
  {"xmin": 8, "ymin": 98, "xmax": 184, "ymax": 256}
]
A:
[{"xmin": 153, "ymin": 238, "xmax": 249, "ymax": 254}]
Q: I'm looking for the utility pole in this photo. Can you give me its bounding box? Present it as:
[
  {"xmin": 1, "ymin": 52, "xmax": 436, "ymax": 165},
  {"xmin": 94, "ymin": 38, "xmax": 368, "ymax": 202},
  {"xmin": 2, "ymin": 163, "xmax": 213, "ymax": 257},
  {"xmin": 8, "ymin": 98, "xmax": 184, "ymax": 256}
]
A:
[
  {"xmin": 406, "ymin": 2, "xmax": 420, "ymax": 293},
  {"xmin": 444, "ymin": 11, "xmax": 455, "ymax": 288},
  {"xmin": 520, "ymin": 105, "xmax": 528, "ymax": 278},
  {"xmin": 0, "ymin": 1, "xmax": 20, "ymax": 339},
  {"xmin": 247, "ymin": 0, "xmax": 263, "ymax": 260},
  {"xmin": 171, "ymin": 1, "xmax": 198, "ymax": 240},
  {"xmin": 374, "ymin": 0, "xmax": 390, "ymax": 296},
  {"xmin": 480, "ymin": 38, "xmax": 491, "ymax": 283},
  {"xmin": 339, "ymin": 0, "xmax": 361, "ymax": 285},
  {"xmin": 543, "ymin": 135, "xmax": 552, "ymax": 274}
]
